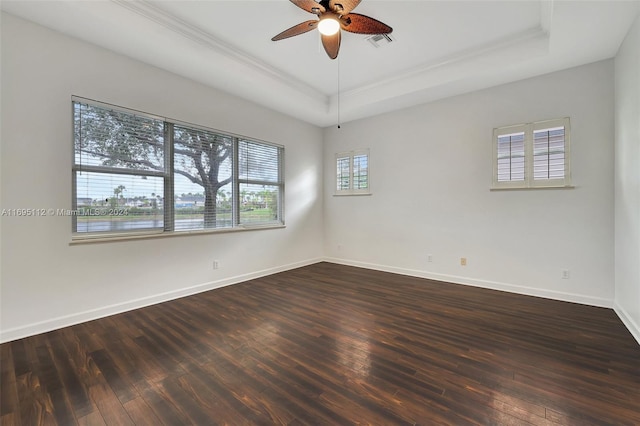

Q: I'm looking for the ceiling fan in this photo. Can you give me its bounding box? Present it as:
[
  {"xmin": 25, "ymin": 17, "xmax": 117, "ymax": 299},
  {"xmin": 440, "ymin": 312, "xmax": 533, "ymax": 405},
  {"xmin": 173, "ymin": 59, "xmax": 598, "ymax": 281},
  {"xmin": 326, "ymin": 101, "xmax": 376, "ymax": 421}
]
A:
[{"xmin": 272, "ymin": 0, "xmax": 393, "ymax": 59}]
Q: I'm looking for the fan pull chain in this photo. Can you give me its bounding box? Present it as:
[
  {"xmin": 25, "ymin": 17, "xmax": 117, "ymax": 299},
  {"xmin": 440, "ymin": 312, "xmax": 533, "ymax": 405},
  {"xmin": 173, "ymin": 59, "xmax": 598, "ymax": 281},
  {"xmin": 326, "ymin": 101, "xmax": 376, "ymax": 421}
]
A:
[
  {"xmin": 79, "ymin": 103, "xmax": 83, "ymax": 175},
  {"xmin": 337, "ymin": 56, "xmax": 341, "ymax": 129}
]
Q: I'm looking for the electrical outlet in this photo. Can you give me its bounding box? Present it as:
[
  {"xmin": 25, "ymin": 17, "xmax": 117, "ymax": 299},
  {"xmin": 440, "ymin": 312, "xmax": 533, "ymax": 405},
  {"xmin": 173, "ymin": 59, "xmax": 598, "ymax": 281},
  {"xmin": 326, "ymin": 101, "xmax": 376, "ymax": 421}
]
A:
[
  {"xmin": 427, "ymin": 254, "xmax": 433, "ymax": 263},
  {"xmin": 213, "ymin": 260, "xmax": 220, "ymax": 270},
  {"xmin": 562, "ymin": 269, "xmax": 570, "ymax": 279},
  {"xmin": 460, "ymin": 257, "xmax": 467, "ymax": 266}
]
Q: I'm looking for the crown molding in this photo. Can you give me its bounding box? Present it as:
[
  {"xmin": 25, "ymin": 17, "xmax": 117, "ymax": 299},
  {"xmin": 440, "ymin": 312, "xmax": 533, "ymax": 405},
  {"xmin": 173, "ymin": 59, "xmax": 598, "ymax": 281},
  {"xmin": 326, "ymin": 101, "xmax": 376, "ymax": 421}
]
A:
[
  {"xmin": 110, "ymin": 0, "xmax": 328, "ymax": 106},
  {"xmin": 338, "ymin": 26, "xmax": 550, "ymax": 103}
]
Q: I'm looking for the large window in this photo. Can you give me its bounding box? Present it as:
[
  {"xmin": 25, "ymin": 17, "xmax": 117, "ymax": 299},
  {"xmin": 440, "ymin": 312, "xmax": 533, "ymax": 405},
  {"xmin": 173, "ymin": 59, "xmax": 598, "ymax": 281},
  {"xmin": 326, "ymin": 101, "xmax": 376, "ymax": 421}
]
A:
[
  {"xmin": 335, "ymin": 149, "xmax": 370, "ymax": 195},
  {"xmin": 73, "ymin": 98, "xmax": 284, "ymax": 239},
  {"xmin": 492, "ymin": 118, "xmax": 571, "ymax": 189}
]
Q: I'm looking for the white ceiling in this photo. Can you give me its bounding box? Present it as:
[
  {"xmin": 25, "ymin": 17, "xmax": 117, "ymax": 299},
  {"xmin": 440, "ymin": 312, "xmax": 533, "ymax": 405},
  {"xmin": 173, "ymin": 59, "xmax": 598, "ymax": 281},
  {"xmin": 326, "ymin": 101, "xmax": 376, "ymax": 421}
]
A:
[{"xmin": 2, "ymin": 0, "xmax": 639, "ymax": 127}]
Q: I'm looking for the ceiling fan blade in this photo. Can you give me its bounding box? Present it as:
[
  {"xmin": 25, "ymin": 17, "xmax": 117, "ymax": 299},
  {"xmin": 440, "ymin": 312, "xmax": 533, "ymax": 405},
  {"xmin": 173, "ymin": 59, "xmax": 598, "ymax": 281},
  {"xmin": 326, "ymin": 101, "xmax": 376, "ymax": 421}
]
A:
[
  {"xmin": 290, "ymin": 0, "xmax": 325, "ymax": 14},
  {"xmin": 340, "ymin": 13, "xmax": 392, "ymax": 34},
  {"xmin": 321, "ymin": 31, "xmax": 341, "ymax": 59},
  {"xmin": 272, "ymin": 20, "xmax": 318, "ymax": 41},
  {"xmin": 329, "ymin": 0, "xmax": 361, "ymax": 15}
]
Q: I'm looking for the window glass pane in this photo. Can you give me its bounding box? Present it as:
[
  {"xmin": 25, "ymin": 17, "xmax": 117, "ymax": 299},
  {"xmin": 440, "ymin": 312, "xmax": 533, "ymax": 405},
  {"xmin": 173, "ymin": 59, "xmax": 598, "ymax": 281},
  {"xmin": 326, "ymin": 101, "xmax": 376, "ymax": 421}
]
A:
[
  {"xmin": 238, "ymin": 139, "xmax": 282, "ymax": 225},
  {"xmin": 74, "ymin": 102, "xmax": 164, "ymax": 171},
  {"xmin": 353, "ymin": 154, "xmax": 368, "ymax": 190},
  {"xmin": 239, "ymin": 140, "xmax": 280, "ymax": 183},
  {"xmin": 73, "ymin": 99, "xmax": 284, "ymax": 238},
  {"xmin": 74, "ymin": 172, "xmax": 164, "ymax": 233},
  {"xmin": 239, "ymin": 183, "xmax": 280, "ymax": 224},
  {"xmin": 497, "ymin": 133, "xmax": 525, "ymax": 182},
  {"xmin": 173, "ymin": 126, "xmax": 233, "ymax": 230},
  {"xmin": 533, "ymin": 127, "xmax": 565, "ymax": 180},
  {"xmin": 336, "ymin": 156, "xmax": 351, "ymax": 191}
]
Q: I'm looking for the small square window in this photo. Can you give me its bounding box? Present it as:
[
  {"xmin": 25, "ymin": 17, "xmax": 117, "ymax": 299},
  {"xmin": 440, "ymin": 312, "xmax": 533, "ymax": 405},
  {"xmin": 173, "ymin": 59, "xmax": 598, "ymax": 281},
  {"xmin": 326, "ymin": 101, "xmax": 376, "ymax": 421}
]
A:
[
  {"xmin": 335, "ymin": 149, "xmax": 370, "ymax": 195},
  {"xmin": 492, "ymin": 118, "xmax": 571, "ymax": 189}
]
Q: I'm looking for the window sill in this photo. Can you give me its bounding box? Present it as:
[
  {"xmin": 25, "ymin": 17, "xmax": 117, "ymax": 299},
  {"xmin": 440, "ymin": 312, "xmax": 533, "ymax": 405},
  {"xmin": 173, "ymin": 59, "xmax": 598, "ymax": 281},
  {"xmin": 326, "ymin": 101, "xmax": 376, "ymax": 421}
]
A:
[
  {"xmin": 333, "ymin": 192, "xmax": 372, "ymax": 197},
  {"xmin": 70, "ymin": 224, "xmax": 285, "ymax": 245},
  {"xmin": 490, "ymin": 185, "xmax": 575, "ymax": 191}
]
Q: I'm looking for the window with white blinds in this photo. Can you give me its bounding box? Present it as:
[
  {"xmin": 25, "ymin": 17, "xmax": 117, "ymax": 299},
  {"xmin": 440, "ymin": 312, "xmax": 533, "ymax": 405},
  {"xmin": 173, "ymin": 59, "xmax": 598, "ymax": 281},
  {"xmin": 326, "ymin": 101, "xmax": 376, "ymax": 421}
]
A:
[
  {"xmin": 492, "ymin": 118, "xmax": 571, "ymax": 189},
  {"xmin": 72, "ymin": 97, "xmax": 284, "ymax": 239},
  {"xmin": 238, "ymin": 139, "xmax": 284, "ymax": 225},
  {"xmin": 335, "ymin": 149, "xmax": 370, "ymax": 195}
]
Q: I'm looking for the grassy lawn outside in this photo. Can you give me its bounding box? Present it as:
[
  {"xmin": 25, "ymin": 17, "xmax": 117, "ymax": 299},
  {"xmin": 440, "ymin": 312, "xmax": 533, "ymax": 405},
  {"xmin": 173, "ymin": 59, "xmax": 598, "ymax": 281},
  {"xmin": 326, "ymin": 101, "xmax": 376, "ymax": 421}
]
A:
[{"xmin": 76, "ymin": 208, "xmax": 275, "ymax": 222}]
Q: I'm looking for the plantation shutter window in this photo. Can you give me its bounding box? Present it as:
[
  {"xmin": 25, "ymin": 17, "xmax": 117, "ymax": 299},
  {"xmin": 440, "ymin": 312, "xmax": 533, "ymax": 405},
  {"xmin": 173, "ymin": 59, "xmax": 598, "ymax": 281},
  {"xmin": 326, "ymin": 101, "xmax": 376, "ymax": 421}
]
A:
[
  {"xmin": 492, "ymin": 118, "xmax": 571, "ymax": 189},
  {"xmin": 335, "ymin": 149, "xmax": 370, "ymax": 195},
  {"xmin": 336, "ymin": 155, "xmax": 351, "ymax": 191},
  {"xmin": 531, "ymin": 119, "xmax": 570, "ymax": 187},
  {"xmin": 496, "ymin": 130, "xmax": 526, "ymax": 183},
  {"xmin": 352, "ymin": 153, "xmax": 369, "ymax": 190}
]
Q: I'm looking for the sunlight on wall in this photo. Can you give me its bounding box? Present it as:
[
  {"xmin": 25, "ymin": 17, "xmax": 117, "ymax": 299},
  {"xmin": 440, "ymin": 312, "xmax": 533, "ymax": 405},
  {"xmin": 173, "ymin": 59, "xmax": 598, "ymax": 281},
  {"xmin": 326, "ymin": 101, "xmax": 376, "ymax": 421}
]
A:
[{"xmin": 287, "ymin": 166, "xmax": 319, "ymax": 218}]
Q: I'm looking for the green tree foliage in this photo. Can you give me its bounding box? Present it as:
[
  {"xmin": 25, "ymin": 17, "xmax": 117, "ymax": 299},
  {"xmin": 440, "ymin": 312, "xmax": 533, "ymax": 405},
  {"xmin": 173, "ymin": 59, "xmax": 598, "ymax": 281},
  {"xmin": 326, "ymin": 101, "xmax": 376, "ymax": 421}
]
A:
[
  {"xmin": 174, "ymin": 126, "xmax": 232, "ymax": 227},
  {"xmin": 75, "ymin": 105, "xmax": 231, "ymax": 227}
]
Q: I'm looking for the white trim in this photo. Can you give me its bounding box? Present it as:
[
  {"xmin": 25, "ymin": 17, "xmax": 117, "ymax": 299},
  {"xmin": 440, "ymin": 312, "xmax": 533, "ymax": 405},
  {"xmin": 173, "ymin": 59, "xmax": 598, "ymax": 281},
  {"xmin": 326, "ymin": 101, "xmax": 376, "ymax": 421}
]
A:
[
  {"xmin": 70, "ymin": 224, "xmax": 285, "ymax": 245},
  {"xmin": 323, "ymin": 257, "xmax": 613, "ymax": 308},
  {"xmin": 110, "ymin": 0, "xmax": 326, "ymax": 106},
  {"xmin": 0, "ymin": 257, "xmax": 323, "ymax": 343},
  {"xmin": 614, "ymin": 301, "xmax": 640, "ymax": 346},
  {"xmin": 4, "ymin": 257, "xmax": 634, "ymax": 346}
]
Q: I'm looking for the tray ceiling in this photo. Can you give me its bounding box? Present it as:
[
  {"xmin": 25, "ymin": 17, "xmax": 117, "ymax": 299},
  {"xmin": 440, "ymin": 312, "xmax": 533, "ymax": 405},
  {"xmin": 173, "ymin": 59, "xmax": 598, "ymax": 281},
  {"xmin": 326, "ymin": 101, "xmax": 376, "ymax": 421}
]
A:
[{"xmin": 2, "ymin": 0, "xmax": 639, "ymax": 127}]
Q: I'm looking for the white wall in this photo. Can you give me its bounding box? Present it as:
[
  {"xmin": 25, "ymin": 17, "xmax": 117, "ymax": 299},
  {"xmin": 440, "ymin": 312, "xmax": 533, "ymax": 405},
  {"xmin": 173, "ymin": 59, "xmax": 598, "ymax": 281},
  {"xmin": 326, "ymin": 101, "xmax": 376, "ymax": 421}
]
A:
[
  {"xmin": 0, "ymin": 13, "xmax": 325, "ymax": 342},
  {"xmin": 614, "ymin": 14, "xmax": 640, "ymax": 344},
  {"xmin": 3, "ymin": 11, "xmax": 636, "ymax": 344},
  {"xmin": 324, "ymin": 60, "xmax": 615, "ymax": 307}
]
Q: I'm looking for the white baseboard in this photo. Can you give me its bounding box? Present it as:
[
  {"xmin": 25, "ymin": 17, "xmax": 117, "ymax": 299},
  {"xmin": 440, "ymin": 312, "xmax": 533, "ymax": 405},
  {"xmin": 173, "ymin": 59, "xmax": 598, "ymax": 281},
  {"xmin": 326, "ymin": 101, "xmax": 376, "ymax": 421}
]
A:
[
  {"xmin": 0, "ymin": 257, "xmax": 323, "ymax": 343},
  {"xmin": 614, "ymin": 301, "xmax": 640, "ymax": 346},
  {"xmin": 4, "ymin": 257, "xmax": 628, "ymax": 345},
  {"xmin": 323, "ymin": 257, "xmax": 613, "ymax": 308}
]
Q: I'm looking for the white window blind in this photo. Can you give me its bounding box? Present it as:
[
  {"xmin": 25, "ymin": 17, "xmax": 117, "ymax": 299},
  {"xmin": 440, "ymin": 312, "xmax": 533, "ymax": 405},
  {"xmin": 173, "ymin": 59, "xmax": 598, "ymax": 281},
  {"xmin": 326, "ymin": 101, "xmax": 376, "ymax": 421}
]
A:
[
  {"xmin": 72, "ymin": 97, "xmax": 284, "ymax": 239},
  {"xmin": 73, "ymin": 101, "xmax": 167, "ymax": 235},
  {"xmin": 173, "ymin": 125, "xmax": 234, "ymax": 231},
  {"xmin": 238, "ymin": 139, "xmax": 284, "ymax": 225},
  {"xmin": 492, "ymin": 118, "xmax": 571, "ymax": 189}
]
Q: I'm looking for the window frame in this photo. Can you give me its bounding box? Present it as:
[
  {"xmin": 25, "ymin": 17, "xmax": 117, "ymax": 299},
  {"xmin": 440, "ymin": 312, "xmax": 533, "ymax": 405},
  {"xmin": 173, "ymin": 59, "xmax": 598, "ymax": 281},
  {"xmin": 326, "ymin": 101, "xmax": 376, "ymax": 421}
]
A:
[
  {"xmin": 334, "ymin": 149, "xmax": 371, "ymax": 196},
  {"xmin": 492, "ymin": 117, "xmax": 572, "ymax": 190},
  {"xmin": 71, "ymin": 97, "xmax": 284, "ymax": 241}
]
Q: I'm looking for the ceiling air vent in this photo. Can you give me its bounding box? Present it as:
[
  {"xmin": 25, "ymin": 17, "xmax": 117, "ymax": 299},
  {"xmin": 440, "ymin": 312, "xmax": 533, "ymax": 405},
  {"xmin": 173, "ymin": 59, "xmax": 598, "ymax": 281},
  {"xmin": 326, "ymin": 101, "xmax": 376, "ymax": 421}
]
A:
[{"xmin": 366, "ymin": 33, "xmax": 394, "ymax": 48}]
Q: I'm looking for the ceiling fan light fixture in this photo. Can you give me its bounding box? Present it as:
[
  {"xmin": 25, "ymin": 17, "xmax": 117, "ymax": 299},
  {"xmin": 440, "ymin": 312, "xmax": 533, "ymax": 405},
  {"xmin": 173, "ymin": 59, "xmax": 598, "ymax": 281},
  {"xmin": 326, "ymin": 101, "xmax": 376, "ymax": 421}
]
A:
[
  {"xmin": 318, "ymin": 16, "xmax": 340, "ymax": 36},
  {"xmin": 272, "ymin": 0, "xmax": 393, "ymax": 59}
]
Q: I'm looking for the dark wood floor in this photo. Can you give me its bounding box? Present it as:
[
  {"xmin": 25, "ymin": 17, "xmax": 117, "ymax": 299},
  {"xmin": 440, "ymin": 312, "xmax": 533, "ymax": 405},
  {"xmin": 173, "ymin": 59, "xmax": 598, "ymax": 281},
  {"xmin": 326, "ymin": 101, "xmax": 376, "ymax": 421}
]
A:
[{"xmin": 1, "ymin": 262, "xmax": 639, "ymax": 425}]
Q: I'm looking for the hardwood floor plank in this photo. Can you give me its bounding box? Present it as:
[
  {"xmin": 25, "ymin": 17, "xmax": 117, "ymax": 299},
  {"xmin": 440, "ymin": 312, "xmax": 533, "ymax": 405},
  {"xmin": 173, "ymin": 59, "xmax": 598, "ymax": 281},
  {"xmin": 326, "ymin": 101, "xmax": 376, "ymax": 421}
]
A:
[
  {"xmin": 0, "ymin": 343, "xmax": 20, "ymax": 421},
  {"xmin": 153, "ymin": 377, "xmax": 216, "ymax": 425},
  {"xmin": 76, "ymin": 409, "xmax": 106, "ymax": 426},
  {"xmin": 89, "ymin": 349, "xmax": 138, "ymax": 404},
  {"xmin": 47, "ymin": 332, "xmax": 94, "ymax": 419},
  {"xmin": 122, "ymin": 397, "xmax": 163, "ymax": 426},
  {"xmin": 15, "ymin": 373, "xmax": 56, "ymax": 425},
  {"xmin": 2, "ymin": 262, "xmax": 639, "ymax": 425},
  {"xmin": 176, "ymin": 364, "xmax": 255, "ymax": 424},
  {"xmin": 0, "ymin": 412, "xmax": 19, "ymax": 426},
  {"xmin": 138, "ymin": 383, "xmax": 195, "ymax": 425},
  {"xmin": 87, "ymin": 381, "xmax": 134, "ymax": 426}
]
